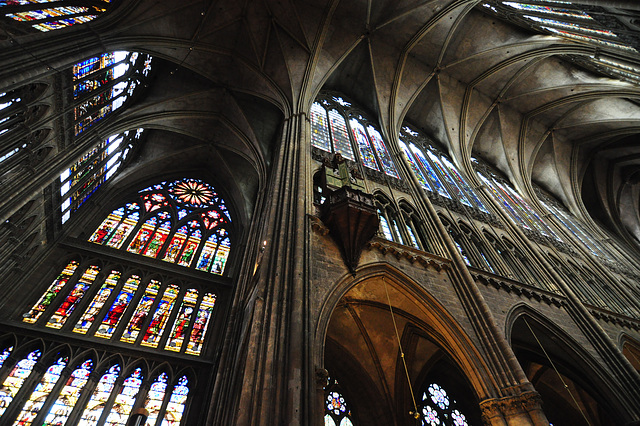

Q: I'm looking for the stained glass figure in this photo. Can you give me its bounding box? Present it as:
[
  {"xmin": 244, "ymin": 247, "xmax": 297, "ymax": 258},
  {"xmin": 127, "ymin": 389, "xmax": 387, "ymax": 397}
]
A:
[
  {"xmin": 0, "ymin": 346, "xmax": 11, "ymax": 370},
  {"xmin": 160, "ymin": 376, "xmax": 189, "ymax": 426},
  {"xmin": 46, "ymin": 265, "xmax": 100, "ymax": 329},
  {"xmin": 42, "ymin": 359, "xmax": 93, "ymax": 425},
  {"xmin": 95, "ymin": 275, "xmax": 141, "ymax": 338},
  {"xmin": 121, "ymin": 280, "xmax": 161, "ymax": 344},
  {"xmin": 367, "ymin": 125, "xmax": 399, "ymax": 177},
  {"xmin": 79, "ymin": 364, "xmax": 121, "ymax": 426},
  {"xmin": 328, "ymin": 109, "xmax": 355, "ymax": 161},
  {"xmin": 13, "ymin": 356, "xmax": 68, "ymax": 425},
  {"xmin": 311, "ymin": 102, "xmax": 332, "ymax": 152},
  {"xmin": 1, "ymin": 1, "xmax": 111, "ymax": 32},
  {"xmin": 74, "ymin": 270, "xmax": 122, "ymax": 334},
  {"xmin": 90, "ymin": 203, "xmax": 140, "ymax": 249},
  {"xmin": 186, "ymin": 293, "xmax": 216, "ymax": 355},
  {"xmin": 23, "ymin": 261, "xmax": 79, "ymax": 324},
  {"xmin": 165, "ymin": 289, "xmax": 198, "ymax": 352},
  {"xmin": 143, "ymin": 216, "xmax": 172, "ymax": 259},
  {"xmin": 0, "ymin": 350, "xmax": 41, "ymax": 416},
  {"xmin": 349, "ymin": 119, "xmax": 378, "ymax": 171},
  {"xmin": 89, "ymin": 178, "xmax": 231, "ymax": 275},
  {"xmin": 144, "ymin": 372, "xmax": 168, "ymax": 426},
  {"xmin": 141, "ymin": 285, "xmax": 180, "ymax": 348},
  {"xmin": 104, "ymin": 367, "xmax": 143, "ymax": 426}
]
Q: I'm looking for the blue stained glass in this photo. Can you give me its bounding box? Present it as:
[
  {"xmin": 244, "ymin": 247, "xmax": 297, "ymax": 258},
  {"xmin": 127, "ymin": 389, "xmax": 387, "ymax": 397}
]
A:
[
  {"xmin": 427, "ymin": 151, "xmax": 473, "ymax": 207},
  {"xmin": 327, "ymin": 110, "xmax": 355, "ymax": 161},
  {"xmin": 411, "ymin": 145, "xmax": 450, "ymax": 198},
  {"xmin": 478, "ymin": 173, "xmax": 527, "ymax": 228},
  {"xmin": 400, "ymin": 141, "xmax": 430, "ymax": 190},
  {"xmin": 367, "ymin": 125, "xmax": 399, "ymax": 178},
  {"xmin": 440, "ymin": 156, "xmax": 489, "ymax": 213},
  {"xmin": 499, "ymin": 182, "xmax": 558, "ymax": 238},
  {"xmin": 311, "ymin": 102, "xmax": 331, "ymax": 152},
  {"xmin": 378, "ymin": 212, "xmax": 393, "ymax": 241},
  {"xmin": 349, "ymin": 119, "xmax": 378, "ymax": 170}
]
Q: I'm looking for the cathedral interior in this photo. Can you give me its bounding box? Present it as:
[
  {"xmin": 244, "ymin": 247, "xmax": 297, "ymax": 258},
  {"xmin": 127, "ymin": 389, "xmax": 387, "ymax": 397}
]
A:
[{"xmin": 2, "ymin": 0, "xmax": 640, "ymax": 425}]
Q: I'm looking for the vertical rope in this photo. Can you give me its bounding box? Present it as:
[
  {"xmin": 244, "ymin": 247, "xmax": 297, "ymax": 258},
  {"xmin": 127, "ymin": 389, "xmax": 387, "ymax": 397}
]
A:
[
  {"xmin": 382, "ymin": 277, "xmax": 420, "ymax": 420},
  {"xmin": 523, "ymin": 318, "xmax": 592, "ymax": 426}
]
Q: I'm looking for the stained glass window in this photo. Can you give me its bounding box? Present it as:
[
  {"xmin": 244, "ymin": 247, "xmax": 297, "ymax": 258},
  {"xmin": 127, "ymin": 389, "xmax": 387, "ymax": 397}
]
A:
[
  {"xmin": 95, "ymin": 275, "xmax": 141, "ymax": 339},
  {"xmin": 327, "ymin": 109, "xmax": 355, "ymax": 161},
  {"xmin": 165, "ymin": 289, "xmax": 198, "ymax": 352},
  {"xmin": 400, "ymin": 142, "xmax": 429, "ymax": 190},
  {"xmin": 186, "ymin": 293, "xmax": 216, "ymax": 355},
  {"xmin": 378, "ymin": 211, "xmax": 393, "ymax": 241},
  {"xmin": 141, "ymin": 285, "xmax": 180, "ymax": 348},
  {"xmin": 60, "ymin": 129, "xmax": 145, "ymax": 224},
  {"xmin": 74, "ymin": 270, "xmax": 122, "ymax": 334},
  {"xmin": 79, "ymin": 364, "xmax": 120, "ymax": 426},
  {"xmin": 0, "ymin": 350, "xmax": 41, "ymax": 416},
  {"xmin": 324, "ymin": 377, "xmax": 354, "ymax": 426},
  {"xmin": 411, "ymin": 144, "xmax": 449, "ymax": 199},
  {"xmin": 121, "ymin": 280, "xmax": 161, "ymax": 344},
  {"xmin": 440, "ymin": 156, "xmax": 488, "ymax": 213},
  {"xmin": 406, "ymin": 224, "xmax": 420, "ymax": 249},
  {"xmin": 13, "ymin": 356, "xmax": 68, "ymax": 425},
  {"xmin": 23, "ymin": 260, "xmax": 79, "ymax": 324},
  {"xmin": 427, "ymin": 151, "xmax": 473, "ymax": 207},
  {"xmin": 140, "ymin": 372, "xmax": 167, "ymax": 426},
  {"xmin": 349, "ymin": 119, "xmax": 378, "ymax": 171},
  {"xmin": 312, "ymin": 93, "xmax": 399, "ymax": 178},
  {"xmin": 311, "ymin": 102, "xmax": 332, "ymax": 152},
  {"xmin": 42, "ymin": 359, "xmax": 93, "ymax": 425},
  {"xmin": 73, "ymin": 52, "xmax": 152, "ymax": 136},
  {"xmin": 104, "ymin": 367, "xmax": 143, "ymax": 426},
  {"xmin": 46, "ymin": 264, "xmax": 100, "ymax": 329},
  {"xmin": 161, "ymin": 376, "xmax": 189, "ymax": 426},
  {"xmin": 90, "ymin": 178, "xmax": 232, "ymax": 275},
  {"xmin": 419, "ymin": 383, "xmax": 469, "ymax": 426},
  {"xmin": 1, "ymin": 1, "xmax": 112, "ymax": 32}
]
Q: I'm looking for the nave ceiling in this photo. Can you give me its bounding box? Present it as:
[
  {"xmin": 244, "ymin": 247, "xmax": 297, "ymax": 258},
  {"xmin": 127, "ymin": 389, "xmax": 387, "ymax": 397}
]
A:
[{"xmin": 3, "ymin": 0, "xmax": 640, "ymax": 246}]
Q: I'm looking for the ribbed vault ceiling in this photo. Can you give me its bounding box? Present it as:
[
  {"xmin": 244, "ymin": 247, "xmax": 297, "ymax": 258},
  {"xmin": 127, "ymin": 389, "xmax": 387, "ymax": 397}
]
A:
[{"xmin": 4, "ymin": 0, "xmax": 640, "ymax": 245}]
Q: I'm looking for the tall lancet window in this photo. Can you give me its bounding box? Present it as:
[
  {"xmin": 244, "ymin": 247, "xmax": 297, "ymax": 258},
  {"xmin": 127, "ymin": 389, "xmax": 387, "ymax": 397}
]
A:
[
  {"xmin": 60, "ymin": 129, "xmax": 145, "ymax": 224},
  {"xmin": 399, "ymin": 125, "xmax": 488, "ymax": 214},
  {"xmin": 0, "ymin": 0, "xmax": 113, "ymax": 32},
  {"xmin": 310, "ymin": 92, "xmax": 400, "ymax": 180},
  {"xmin": 73, "ymin": 51, "xmax": 152, "ymax": 136}
]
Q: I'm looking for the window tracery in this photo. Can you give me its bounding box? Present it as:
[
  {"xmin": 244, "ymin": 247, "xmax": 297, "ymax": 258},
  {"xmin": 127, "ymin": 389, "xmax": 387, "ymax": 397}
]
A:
[
  {"xmin": 419, "ymin": 382, "xmax": 469, "ymax": 426},
  {"xmin": 89, "ymin": 178, "xmax": 232, "ymax": 275},
  {"xmin": 0, "ymin": 0, "xmax": 113, "ymax": 32},
  {"xmin": 324, "ymin": 377, "xmax": 355, "ymax": 426},
  {"xmin": 310, "ymin": 93, "xmax": 400, "ymax": 180}
]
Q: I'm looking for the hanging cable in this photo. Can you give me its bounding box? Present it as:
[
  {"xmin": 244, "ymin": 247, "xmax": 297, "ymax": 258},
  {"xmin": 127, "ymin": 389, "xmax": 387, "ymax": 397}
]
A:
[
  {"xmin": 523, "ymin": 318, "xmax": 592, "ymax": 426},
  {"xmin": 382, "ymin": 276, "xmax": 420, "ymax": 420}
]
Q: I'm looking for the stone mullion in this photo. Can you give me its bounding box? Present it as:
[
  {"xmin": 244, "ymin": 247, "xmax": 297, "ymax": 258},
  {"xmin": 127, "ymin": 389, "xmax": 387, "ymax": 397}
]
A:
[
  {"xmin": 233, "ymin": 114, "xmax": 307, "ymax": 426},
  {"xmin": 388, "ymin": 143, "xmax": 544, "ymax": 415},
  {"xmin": 475, "ymin": 185, "xmax": 640, "ymax": 418}
]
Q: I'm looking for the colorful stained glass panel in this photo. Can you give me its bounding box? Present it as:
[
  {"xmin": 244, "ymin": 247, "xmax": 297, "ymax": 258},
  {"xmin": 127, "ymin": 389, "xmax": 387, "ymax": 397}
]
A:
[
  {"xmin": 186, "ymin": 293, "xmax": 216, "ymax": 355},
  {"xmin": 165, "ymin": 289, "xmax": 198, "ymax": 352},
  {"xmin": 23, "ymin": 261, "xmax": 78, "ymax": 324},
  {"xmin": 104, "ymin": 368, "xmax": 143, "ymax": 426},
  {"xmin": 141, "ymin": 285, "xmax": 180, "ymax": 348},
  {"xmin": 144, "ymin": 373, "xmax": 168, "ymax": 426},
  {"xmin": 161, "ymin": 377, "xmax": 189, "ymax": 426},
  {"xmin": 327, "ymin": 110, "xmax": 354, "ymax": 161},
  {"xmin": 95, "ymin": 275, "xmax": 141, "ymax": 338},
  {"xmin": 0, "ymin": 350, "xmax": 41, "ymax": 416},
  {"xmin": 367, "ymin": 125, "xmax": 398, "ymax": 177},
  {"xmin": 43, "ymin": 360, "xmax": 93, "ymax": 425},
  {"xmin": 349, "ymin": 119, "xmax": 378, "ymax": 170},
  {"xmin": 46, "ymin": 265, "xmax": 100, "ymax": 329},
  {"xmin": 121, "ymin": 280, "xmax": 161, "ymax": 344},
  {"xmin": 311, "ymin": 102, "xmax": 331, "ymax": 152},
  {"xmin": 74, "ymin": 270, "xmax": 121, "ymax": 334},
  {"xmin": 79, "ymin": 364, "xmax": 120, "ymax": 426}
]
